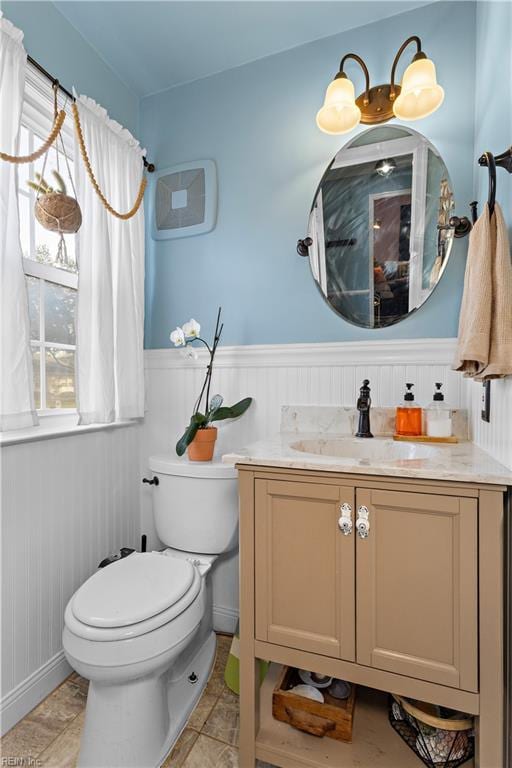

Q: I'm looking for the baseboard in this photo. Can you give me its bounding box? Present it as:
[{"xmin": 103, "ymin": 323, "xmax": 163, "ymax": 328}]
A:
[
  {"xmin": 0, "ymin": 650, "xmax": 72, "ymax": 735},
  {"xmin": 213, "ymin": 604, "xmax": 239, "ymax": 634}
]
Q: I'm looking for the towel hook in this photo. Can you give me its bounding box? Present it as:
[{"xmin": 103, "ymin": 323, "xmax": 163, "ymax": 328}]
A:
[
  {"xmin": 478, "ymin": 151, "xmax": 497, "ymax": 216},
  {"xmin": 494, "ymin": 146, "xmax": 512, "ymax": 173}
]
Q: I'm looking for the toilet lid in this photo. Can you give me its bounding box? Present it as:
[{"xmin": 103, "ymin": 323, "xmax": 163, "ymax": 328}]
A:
[{"xmin": 71, "ymin": 552, "xmax": 196, "ymax": 628}]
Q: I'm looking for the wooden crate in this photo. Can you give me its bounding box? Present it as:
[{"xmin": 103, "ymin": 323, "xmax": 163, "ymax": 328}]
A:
[{"xmin": 272, "ymin": 666, "xmax": 356, "ymax": 743}]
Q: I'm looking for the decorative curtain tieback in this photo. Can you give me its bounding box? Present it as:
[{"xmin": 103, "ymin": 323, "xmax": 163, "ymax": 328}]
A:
[
  {"xmin": 0, "ymin": 109, "xmax": 66, "ymax": 163},
  {"xmin": 72, "ymin": 102, "xmax": 146, "ymax": 221},
  {"xmin": 0, "ymin": 104, "xmax": 146, "ymax": 223}
]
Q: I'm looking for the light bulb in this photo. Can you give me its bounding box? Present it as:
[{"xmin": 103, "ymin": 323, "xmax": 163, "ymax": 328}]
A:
[
  {"xmin": 375, "ymin": 158, "xmax": 396, "ymax": 177},
  {"xmin": 316, "ymin": 75, "xmax": 361, "ymax": 135},
  {"xmin": 393, "ymin": 56, "xmax": 444, "ymax": 121}
]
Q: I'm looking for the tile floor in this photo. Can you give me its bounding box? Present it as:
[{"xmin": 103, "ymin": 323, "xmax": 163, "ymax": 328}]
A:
[{"xmin": 1, "ymin": 634, "xmax": 273, "ymax": 768}]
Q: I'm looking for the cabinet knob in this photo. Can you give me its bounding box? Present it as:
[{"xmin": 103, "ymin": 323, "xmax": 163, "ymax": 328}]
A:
[
  {"xmin": 356, "ymin": 505, "xmax": 370, "ymax": 539},
  {"xmin": 338, "ymin": 503, "xmax": 353, "ymax": 535}
]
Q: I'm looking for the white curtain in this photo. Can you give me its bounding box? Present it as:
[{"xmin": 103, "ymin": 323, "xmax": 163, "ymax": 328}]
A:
[
  {"xmin": 0, "ymin": 13, "xmax": 38, "ymax": 431},
  {"xmin": 75, "ymin": 95, "xmax": 145, "ymax": 424}
]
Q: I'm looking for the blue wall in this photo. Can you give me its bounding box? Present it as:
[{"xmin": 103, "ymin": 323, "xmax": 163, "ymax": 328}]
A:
[
  {"xmin": 141, "ymin": 2, "xmax": 477, "ymax": 348},
  {"xmin": 1, "ymin": 1, "xmax": 139, "ymax": 135},
  {"xmin": 474, "ymin": 0, "xmax": 511, "ymax": 233}
]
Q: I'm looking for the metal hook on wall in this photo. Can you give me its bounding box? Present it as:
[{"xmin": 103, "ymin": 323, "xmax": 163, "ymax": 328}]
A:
[
  {"xmin": 296, "ymin": 237, "xmax": 312, "ymax": 257},
  {"xmin": 479, "ymin": 151, "xmax": 497, "ymax": 216},
  {"xmin": 478, "ymin": 145, "xmax": 512, "ymax": 216}
]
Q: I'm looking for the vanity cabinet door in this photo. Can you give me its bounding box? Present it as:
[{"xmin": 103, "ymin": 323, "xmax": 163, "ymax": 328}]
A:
[
  {"xmin": 255, "ymin": 479, "xmax": 355, "ymax": 660},
  {"xmin": 356, "ymin": 488, "xmax": 478, "ymax": 691}
]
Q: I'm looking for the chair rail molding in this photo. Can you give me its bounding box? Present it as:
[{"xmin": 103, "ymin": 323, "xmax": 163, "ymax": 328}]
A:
[{"xmin": 144, "ymin": 337, "xmax": 458, "ymax": 370}]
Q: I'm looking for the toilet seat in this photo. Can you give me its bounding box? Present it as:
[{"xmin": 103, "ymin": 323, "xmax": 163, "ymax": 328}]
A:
[{"xmin": 66, "ymin": 553, "xmax": 202, "ymax": 642}]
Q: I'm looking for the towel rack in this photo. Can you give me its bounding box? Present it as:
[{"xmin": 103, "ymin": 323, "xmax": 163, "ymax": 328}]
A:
[
  {"xmin": 447, "ymin": 144, "xmax": 512, "ymax": 237},
  {"xmin": 478, "ymin": 146, "xmax": 512, "ymax": 216}
]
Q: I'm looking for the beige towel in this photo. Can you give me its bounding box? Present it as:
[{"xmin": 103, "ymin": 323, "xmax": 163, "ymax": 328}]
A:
[{"xmin": 453, "ymin": 203, "xmax": 512, "ymax": 380}]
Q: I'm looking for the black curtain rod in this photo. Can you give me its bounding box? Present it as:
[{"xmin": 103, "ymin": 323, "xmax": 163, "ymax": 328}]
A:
[{"xmin": 27, "ymin": 54, "xmax": 155, "ymax": 172}]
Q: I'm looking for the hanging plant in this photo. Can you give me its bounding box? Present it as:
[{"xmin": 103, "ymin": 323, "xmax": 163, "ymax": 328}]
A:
[
  {"xmin": 28, "ymin": 170, "xmax": 82, "ymax": 235},
  {"xmin": 27, "ymin": 166, "xmax": 82, "ymax": 270},
  {"xmin": 25, "ymin": 83, "xmax": 82, "ymax": 270}
]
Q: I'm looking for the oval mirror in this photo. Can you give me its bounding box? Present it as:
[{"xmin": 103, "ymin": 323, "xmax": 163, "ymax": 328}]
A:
[{"xmin": 307, "ymin": 126, "xmax": 455, "ymax": 328}]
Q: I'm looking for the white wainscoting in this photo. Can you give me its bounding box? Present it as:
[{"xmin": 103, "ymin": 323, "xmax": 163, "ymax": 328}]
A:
[
  {"xmin": 1, "ymin": 424, "xmax": 141, "ymax": 734},
  {"xmin": 143, "ymin": 338, "xmax": 464, "ymax": 469},
  {"xmin": 4, "ymin": 340, "xmax": 508, "ymax": 734},
  {"xmin": 465, "ymin": 377, "xmax": 512, "ymax": 471}
]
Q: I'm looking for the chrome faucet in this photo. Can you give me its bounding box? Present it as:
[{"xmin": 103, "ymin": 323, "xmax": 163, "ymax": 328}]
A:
[{"xmin": 356, "ymin": 379, "xmax": 373, "ymax": 438}]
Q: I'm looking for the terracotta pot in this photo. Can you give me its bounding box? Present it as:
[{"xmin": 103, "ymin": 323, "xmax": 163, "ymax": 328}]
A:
[{"xmin": 187, "ymin": 426, "xmax": 217, "ymax": 462}]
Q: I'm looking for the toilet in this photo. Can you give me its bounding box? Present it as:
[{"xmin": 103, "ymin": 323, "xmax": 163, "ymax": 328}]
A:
[{"xmin": 62, "ymin": 456, "xmax": 239, "ymax": 768}]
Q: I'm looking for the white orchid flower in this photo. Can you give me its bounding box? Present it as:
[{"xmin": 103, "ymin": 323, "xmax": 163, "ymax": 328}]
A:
[
  {"xmin": 182, "ymin": 318, "xmax": 200, "ymax": 339},
  {"xmin": 170, "ymin": 327, "xmax": 186, "ymax": 347}
]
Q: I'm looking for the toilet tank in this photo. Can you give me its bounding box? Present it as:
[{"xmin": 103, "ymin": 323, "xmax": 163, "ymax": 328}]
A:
[{"xmin": 147, "ymin": 455, "xmax": 239, "ymax": 554}]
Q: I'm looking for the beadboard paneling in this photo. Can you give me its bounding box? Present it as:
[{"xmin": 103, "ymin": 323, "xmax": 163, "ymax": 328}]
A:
[
  {"xmin": 465, "ymin": 377, "xmax": 512, "ymax": 470},
  {"xmin": 1, "ymin": 424, "xmax": 141, "ymax": 734}
]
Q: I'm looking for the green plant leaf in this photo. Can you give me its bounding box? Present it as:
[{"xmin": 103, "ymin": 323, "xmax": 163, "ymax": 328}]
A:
[
  {"xmin": 175, "ymin": 412, "xmax": 208, "ymax": 456},
  {"xmin": 209, "ymin": 397, "xmax": 253, "ymax": 422}
]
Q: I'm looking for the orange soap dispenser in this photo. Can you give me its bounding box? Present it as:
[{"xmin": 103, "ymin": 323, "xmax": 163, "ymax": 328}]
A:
[{"xmin": 395, "ymin": 383, "xmax": 422, "ymax": 437}]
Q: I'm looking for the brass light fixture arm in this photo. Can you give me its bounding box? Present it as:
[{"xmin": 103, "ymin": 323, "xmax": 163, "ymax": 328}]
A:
[
  {"xmin": 390, "ymin": 35, "xmax": 425, "ymax": 100},
  {"xmin": 339, "ymin": 53, "xmax": 371, "ymax": 106}
]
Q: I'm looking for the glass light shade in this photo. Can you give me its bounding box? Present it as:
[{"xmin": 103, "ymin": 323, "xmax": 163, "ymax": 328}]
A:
[
  {"xmin": 316, "ymin": 76, "xmax": 361, "ymax": 134},
  {"xmin": 393, "ymin": 57, "xmax": 444, "ymax": 120}
]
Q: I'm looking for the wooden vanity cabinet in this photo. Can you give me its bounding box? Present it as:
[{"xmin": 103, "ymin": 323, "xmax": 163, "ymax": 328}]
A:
[{"xmin": 239, "ymin": 467, "xmax": 506, "ymax": 768}]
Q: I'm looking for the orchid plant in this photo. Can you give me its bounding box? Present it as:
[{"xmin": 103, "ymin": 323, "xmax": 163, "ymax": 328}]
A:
[{"xmin": 170, "ymin": 308, "xmax": 252, "ymax": 456}]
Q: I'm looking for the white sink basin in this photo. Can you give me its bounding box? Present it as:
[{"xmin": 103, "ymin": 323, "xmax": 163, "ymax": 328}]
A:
[{"xmin": 291, "ymin": 438, "xmax": 437, "ymax": 463}]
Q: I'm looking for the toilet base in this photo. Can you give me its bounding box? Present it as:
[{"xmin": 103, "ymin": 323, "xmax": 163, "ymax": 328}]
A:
[
  {"xmin": 159, "ymin": 630, "xmax": 217, "ymax": 765},
  {"xmin": 78, "ymin": 631, "xmax": 216, "ymax": 768}
]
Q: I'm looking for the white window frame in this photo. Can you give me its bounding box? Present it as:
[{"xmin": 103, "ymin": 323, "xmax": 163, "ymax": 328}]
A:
[{"xmin": 21, "ymin": 64, "xmax": 79, "ymax": 416}]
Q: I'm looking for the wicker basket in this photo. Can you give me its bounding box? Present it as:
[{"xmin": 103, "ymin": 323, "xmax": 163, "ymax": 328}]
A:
[
  {"xmin": 35, "ymin": 193, "xmax": 82, "ymax": 234},
  {"xmin": 389, "ymin": 694, "xmax": 474, "ymax": 767}
]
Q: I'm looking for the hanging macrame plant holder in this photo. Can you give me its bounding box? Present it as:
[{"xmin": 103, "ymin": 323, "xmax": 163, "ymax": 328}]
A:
[
  {"xmin": 4, "ymin": 77, "xmax": 145, "ymax": 235},
  {"xmin": 35, "ymin": 192, "xmax": 82, "ymax": 259},
  {"xmin": 33, "ymin": 84, "xmax": 82, "ymax": 268}
]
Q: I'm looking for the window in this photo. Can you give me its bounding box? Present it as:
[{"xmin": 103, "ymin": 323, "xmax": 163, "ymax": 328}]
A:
[{"xmin": 20, "ymin": 67, "xmax": 78, "ymax": 412}]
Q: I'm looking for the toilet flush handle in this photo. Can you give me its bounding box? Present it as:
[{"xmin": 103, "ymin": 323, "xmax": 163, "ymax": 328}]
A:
[{"xmin": 142, "ymin": 476, "xmax": 159, "ymax": 486}]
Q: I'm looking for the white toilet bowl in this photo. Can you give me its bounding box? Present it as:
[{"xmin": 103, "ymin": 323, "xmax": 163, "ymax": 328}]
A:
[
  {"xmin": 63, "ymin": 457, "xmax": 239, "ymax": 768},
  {"xmin": 63, "ymin": 551, "xmax": 214, "ymax": 768}
]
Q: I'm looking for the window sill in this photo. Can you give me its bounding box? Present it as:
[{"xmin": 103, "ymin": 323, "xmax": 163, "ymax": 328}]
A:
[{"xmin": 0, "ymin": 413, "xmax": 141, "ymax": 447}]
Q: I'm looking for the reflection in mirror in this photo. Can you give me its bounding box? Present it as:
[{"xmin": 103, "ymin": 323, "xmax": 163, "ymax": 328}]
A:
[{"xmin": 308, "ymin": 126, "xmax": 454, "ymax": 328}]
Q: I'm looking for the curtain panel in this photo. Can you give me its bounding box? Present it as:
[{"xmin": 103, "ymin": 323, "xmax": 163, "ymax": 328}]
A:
[
  {"xmin": 0, "ymin": 13, "xmax": 38, "ymax": 431},
  {"xmin": 74, "ymin": 95, "xmax": 145, "ymax": 424}
]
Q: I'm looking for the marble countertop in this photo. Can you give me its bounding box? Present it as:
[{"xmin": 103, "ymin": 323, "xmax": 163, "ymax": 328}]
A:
[{"xmin": 223, "ymin": 433, "xmax": 512, "ymax": 486}]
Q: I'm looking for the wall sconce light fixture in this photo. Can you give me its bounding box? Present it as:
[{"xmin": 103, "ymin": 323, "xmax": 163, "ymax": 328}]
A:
[{"xmin": 316, "ymin": 36, "xmax": 444, "ymax": 135}]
